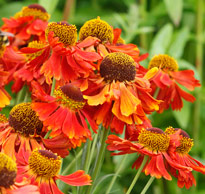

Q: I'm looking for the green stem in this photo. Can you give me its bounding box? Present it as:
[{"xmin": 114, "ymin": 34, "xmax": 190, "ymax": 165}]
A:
[
  {"xmin": 50, "ymin": 78, "xmax": 56, "ymax": 96},
  {"xmin": 83, "ymin": 139, "xmax": 92, "ymax": 173},
  {"xmin": 61, "ymin": 149, "xmax": 83, "ymax": 176},
  {"xmin": 193, "ymin": 0, "xmax": 204, "ymax": 147},
  {"xmin": 126, "ymin": 155, "xmax": 148, "ymax": 194},
  {"xmin": 23, "ymin": 89, "xmax": 29, "ymax": 102},
  {"xmin": 15, "ymin": 86, "xmax": 26, "ymax": 105},
  {"xmin": 140, "ymin": 0, "xmax": 148, "ymax": 50},
  {"xmin": 140, "ymin": 176, "xmax": 155, "ymax": 194},
  {"xmin": 105, "ymin": 154, "xmax": 128, "ymax": 194},
  {"xmin": 86, "ymin": 127, "xmax": 109, "ymax": 194},
  {"xmin": 85, "ymin": 132, "xmax": 99, "ymax": 173}
]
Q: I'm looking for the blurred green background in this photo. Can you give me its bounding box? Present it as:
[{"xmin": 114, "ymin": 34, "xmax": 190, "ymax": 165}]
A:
[{"xmin": 0, "ymin": 0, "xmax": 204, "ymax": 193}]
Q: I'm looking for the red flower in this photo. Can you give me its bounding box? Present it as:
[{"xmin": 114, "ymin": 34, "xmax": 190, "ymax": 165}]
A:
[
  {"xmin": 1, "ymin": 46, "xmax": 26, "ymax": 93},
  {"xmin": 78, "ymin": 17, "xmax": 148, "ymax": 63},
  {"xmin": 1, "ymin": 4, "xmax": 49, "ymax": 47},
  {"xmin": 0, "ymin": 103, "xmax": 44, "ymax": 160},
  {"xmin": 31, "ymin": 82, "xmax": 98, "ymax": 140},
  {"xmin": 149, "ymin": 54, "xmax": 201, "ymax": 113},
  {"xmin": 83, "ymin": 52, "xmax": 160, "ymax": 133},
  {"xmin": 20, "ymin": 22, "xmax": 101, "ymax": 84},
  {"xmin": 106, "ymin": 127, "xmax": 191, "ymax": 180},
  {"xmin": 0, "ymin": 65, "xmax": 10, "ymax": 109},
  {"xmin": 165, "ymin": 127, "xmax": 205, "ymax": 189},
  {"xmin": 0, "ymin": 152, "xmax": 39, "ymax": 194},
  {"xmin": 17, "ymin": 148, "xmax": 91, "ymax": 194}
]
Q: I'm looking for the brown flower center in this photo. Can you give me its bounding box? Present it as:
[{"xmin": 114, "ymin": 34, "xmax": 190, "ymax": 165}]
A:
[
  {"xmin": 138, "ymin": 128, "xmax": 170, "ymax": 152},
  {"xmin": 100, "ymin": 52, "xmax": 136, "ymax": 82},
  {"xmin": 79, "ymin": 16, "xmax": 113, "ymax": 43},
  {"xmin": 148, "ymin": 54, "xmax": 178, "ymax": 72},
  {"xmin": 8, "ymin": 102, "xmax": 43, "ymax": 137},
  {"xmin": 0, "ymin": 153, "xmax": 17, "ymax": 188},
  {"xmin": 45, "ymin": 22, "xmax": 77, "ymax": 46},
  {"xmin": 29, "ymin": 149, "xmax": 61, "ymax": 179},
  {"xmin": 54, "ymin": 84, "xmax": 85, "ymax": 111}
]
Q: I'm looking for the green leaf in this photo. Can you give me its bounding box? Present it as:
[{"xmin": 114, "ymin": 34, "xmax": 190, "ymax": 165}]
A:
[
  {"xmin": 149, "ymin": 23, "xmax": 173, "ymax": 57},
  {"xmin": 92, "ymin": 174, "xmax": 115, "ymax": 194},
  {"xmin": 164, "ymin": 0, "xmax": 183, "ymax": 26},
  {"xmin": 172, "ymin": 100, "xmax": 191, "ymax": 129},
  {"xmin": 38, "ymin": 0, "xmax": 59, "ymax": 15},
  {"xmin": 168, "ymin": 27, "xmax": 190, "ymax": 59}
]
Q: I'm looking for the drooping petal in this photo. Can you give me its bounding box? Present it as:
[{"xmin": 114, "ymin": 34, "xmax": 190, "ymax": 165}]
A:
[
  {"xmin": 58, "ymin": 170, "xmax": 91, "ymax": 186},
  {"xmin": 171, "ymin": 70, "xmax": 201, "ymax": 91}
]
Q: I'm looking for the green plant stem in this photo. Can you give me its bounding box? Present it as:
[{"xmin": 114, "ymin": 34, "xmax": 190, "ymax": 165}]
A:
[
  {"xmin": 126, "ymin": 155, "xmax": 148, "ymax": 194},
  {"xmin": 23, "ymin": 89, "xmax": 29, "ymax": 102},
  {"xmin": 105, "ymin": 154, "xmax": 128, "ymax": 194},
  {"xmin": 85, "ymin": 132, "xmax": 99, "ymax": 173},
  {"xmin": 83, "ymin": 139, "xmax": 92, "ymax": 173},
  {"xmin": 140, "ymin": 0, "xmax": 148, "ymax": 50},
  {"xmin": 140, "ymin": 176, "xmax": 155, "ymax": 194},
  {"xmin": 193, "ymin": 0, "xmax": 204, "ymax": 147},
  {"xmin": 86, "ymin": 127, "xmax": 109, "ymax": 194},
  {"xmin": 61, "ymin": 149, "xmax": 83, "ymax": 176},
  {"xmin": 50, "ymin": 78, "xmax": 56, "ymax": 96},
  {"xmin": 15, "ymin": 86, "xmax": 26, "ymax": 105}
]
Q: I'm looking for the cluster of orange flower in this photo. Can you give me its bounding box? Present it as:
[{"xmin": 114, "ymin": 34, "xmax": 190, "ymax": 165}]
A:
[{"xmin": 0, "ymin": 3, "xmax": 203, "ymax": 194}]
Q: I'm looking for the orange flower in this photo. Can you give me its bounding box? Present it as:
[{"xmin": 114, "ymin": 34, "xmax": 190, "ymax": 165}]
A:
[
  {"xmin": 1, "ymin": 4, "xmax": 50, "ymax": 46},
  {"xmin": 20, "ymin": 22, "xmax": 101, "ymax": 84},
  {"xmin": 149, "ymin": 54, "xmax": 201, "ymax": 113},
  {"xmin": 78, "ymin": 17, "xmax": 148, "ymax": 62},
  {"xmin": 0, "ymin": 152, "xmax": 39, "ymax": 194},
  {"xmin": 0, "ymin": 64, "xmax": 10, "ymax": 109},
  {"xmin": 14, "ymin": 40, "xmax": 49, "ymax": 89},
  {"xmin": 17, "ymin": 148, "xmax": 91, "ymax": 194},
  {"xmin": 83, "ymin": 52, "xmax": 160, "ymax": 133},
  {"xmin": 0, "ymin": 45, "xmax": 26, "ymax": 93},
  {"xmin": 31, "ymin": 82, "xmax": 98, "ymax": 140},
  {"xmin": 106, "ymin": 127, "xmax": 191, "ymax": 180},
  {"xmin": 0, "ymin": 103, "xmax": 44, "ymax": 160},
  {"xmin": 165, "ymin": 127, "xmax": 205, "ymax": 189}
]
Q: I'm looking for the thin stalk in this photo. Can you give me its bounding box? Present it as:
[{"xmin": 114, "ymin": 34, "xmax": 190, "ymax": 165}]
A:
[
  {"xmin": 86, "ymin": 127, "xmax": 109, "ymax": 194},
  {"xmin": 126, "ymin": 155, "xmax": 148, "ymax": 194},
  {"xmin": 193, "ymin": 0, "xmax": 204, "ymax": 147},
  {"xmin": 83, "ymin": 139, "xmax": 92, "ymax": 173},
  {"xmin": 140, "ymin": 176, "xmax": 155, "ymax": 194},
  {"xmin": 140, "ymin": 0, "xmax": 148, "ymax": 50},
  {"xmin": 23, "ymin": 89, "xmax": 29, "ymax": 102},
  {"xmin": 62, "ymin": 0, "xmax": 76, "ymax": 21},
  {"xmin": 50, "ymin": 78, "xmax": 56, "ymax": 96},
  {"xmin": 61, "ymin": 149, "xmax": 83, "ymax": 176},
  {"xmin": 105, "ymin": 154, "xmax": 128, "ymax": 194},
  {"xmin": 15, "ymin": 87, "xmax": 26, "ymax": 105},
  {"xmin": 85, "ymin": 132, "xmax": 99, "ymax": 173}
]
